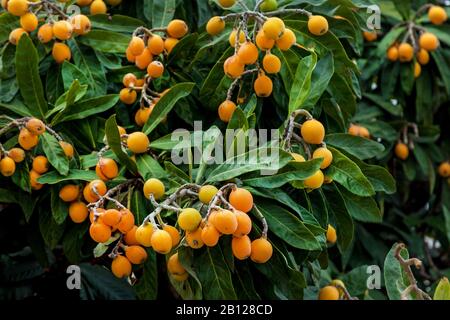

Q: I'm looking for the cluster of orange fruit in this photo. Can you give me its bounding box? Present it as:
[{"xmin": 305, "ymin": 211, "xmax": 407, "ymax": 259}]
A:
[
  {"xmin": 290, "ymin": 119, "xmax": 333, "ymax": 190},
  {"xmin": 209, "ymin": 6, "xmax": 329, "ymax": 122},
  {"xmin": 348, "ymin": 124, "xmax": 370, "ymax": 139},
  {"xmin": 0, "ymin": 118, "xmax": 73, "ymax": 189},
  {"xmin": 386, "ymin": 5, "xmax": 447, "ymax": 78},
  {"xmin": 75, "ymin": 0, "xmax": 122, "ymax": 15},
  {"xmin": 4, "ymin": 0, "xmax": 92, "ymax": 63}
]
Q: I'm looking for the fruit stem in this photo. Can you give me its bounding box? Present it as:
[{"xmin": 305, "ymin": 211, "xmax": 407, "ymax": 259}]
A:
[
  {"xmin": 44, "ymin": 124, "xmax": 63, "ymax": 141},
  {"xmin": 226, "ymin": 68, "xmax": 258, "ymax": 100},
  {"xmin": 292, "ymin": 133, "xmax": 312, "ymax": 160},
  {"xmin": 265, "ymin": 8, "xmax": 312, "ymax": 18},
  {"xmin": 252, "ymin": 204, "xmax": 268, "ymax": 238},
  {"xmin": 205, "ymin": 183, "xmax": 237, "ymax": 220},
  {"xmin": 254, "ymin": 0, "xmax": 265, "ymax": 12},
  {"xmin": 0, "ymin": 142, "xmax": 7, "ymax": 158},
  {"xmin": 394, "ymin": 243, "xmax": 432, "ymax": 300}
]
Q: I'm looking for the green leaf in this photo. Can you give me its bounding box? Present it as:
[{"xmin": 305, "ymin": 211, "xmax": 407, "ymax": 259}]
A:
[
  {"xmin": 384, "ymin": 243, "xmax": 410, "ymax": 300},
  {"xmin": 326, "ymin": 147, "xmax": 375, "ymax": 196},
  {"xmin": 0, "ymin": 187, "xmax": 35, "ymax": 222},
  {"xmin": 77, "ymin": 30, "xmax": 129, "ymax": 53},
  {"xmin": 150, "ymin": 131, "xmax": 193, "ymax": 150},
  {"xmin": 0, "ymin": 13, "xmax": 18, "ymax": 43},
  {"xmin": 303, "ymin": 52, "xmax": 334, "ymax": 107},
  {"xmin": 39, "ymin": 207, "xmax": 66, "ymax": 250},
  {"xmin": 54, "ymin": 94, "xmax": 119, "ymax": 124},
  {"xmin": 37, "ymin": 169, "xmax": 99, "ymax": 184},
  {"xmin": 143, "ymin": 82, "xmax": 195, "ymax": 135},
  {"xmin": 90, "ymin": 14, "xmax": 144, "ymax": 33},
  {"xmin": 51, "ymin": 186, "xmax": 69, "ymax": 224},
  {"xmin": 206, "ymin": 148, "xmax": 292, "ymax": 183},
  {"xmin": 194, "ymin": 246, "xmax": 237, "ymax": 300},
  {"xmin": 40, "ymin": 132, "xmax": 70, "ymax": 176},
  {"xmin": 363, "ymin": 93, "xmax": 403, "ymax": 116},
  {"xmin": 152, "ymin": 0, "xmax": 176, "ymax": 28},
  {"xmin": 105, "ymin": 115, "xmax": 138, "ymax": 175},
  {"xmin": 136, "ymin": 154, "xmax": 167, "ymax": 180},
  {"xmin": 256, "ymin": 200, "xmax": 322, "ymax": 250},
  {"xmin": 325, "ymin": 133, "xmax": 385, "ymax": 160},
  {"xmin": 135, "ymin": 249, "xmax": 158, "ymax": 300},
  {"xmin": 15, "ymin": 35, "xmax": 47, "ymax": 118},
  {"xmin": 434, "ymin": 277, "xmax": 450, "ymax": 300},
  {"xmin": 288, "ymin": 53, "xmax": 317, "ymax": 114},
  {"xmin": 339, "ymin": 187, "xmax": 382, "ymax": 223},
  {"xmin": 393, "ymin": 0, "xmax": 412, "ymax": 20},
  {"xmin": 242, "ymin": 158, "xmax": 322, "ymax": 188}
]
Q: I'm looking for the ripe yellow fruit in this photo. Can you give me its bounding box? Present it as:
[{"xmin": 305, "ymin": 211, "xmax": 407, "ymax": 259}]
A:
[
  {"xmin": 163, "ymin": 225, "xmax": 180, "ymax": 247},
  {"xmin": 88, "ymin": 179, "xmax": 107, "ymax": 200},
  {"xmin": 143, "ymin": 178, "xmax": 165, "ymax": 200},
  {"xmin": 135, "ymin": 48, "xmax": 153, "ymax": 69},
  {"xmin": 164, "ymin": 37, "xmax": 179, "ymax": 54},
  {"xmin": 102, "ymin": 209, "xmax": 121, "ymax": 227},
  {"xmin": 262, "ymin": 53, "xmax": 281, "ymax": 74},
  {"xmin": 438, "ymin": 162, "xmax": 450, "ymax": 177},
  {"xmin": 212, "ymin": 209, "xmax": 238, "ymax": 235},
  {"xmin": 301, "ymin": 119, "xmax": 325, "ymax": 144},
  {"xmin": 206, "ymin": 16, "xmax": 225, "ymax": 36},
  {"xmin": 126, "ymin": 47, "xmax": 136, "ymax": 62},
  {"xmin": 186, "ymin": 227, "xmax": 204, "ymax": 249},
  {"xmin": 395, "ymin": 142, "xmax": 409, "ymax": 160},
  {"xmin": 69, "ymin": 201, "xmax": 89, "ymax": 223},
  {"xmin": 8, "ymin": 148, "xmax": 25, "ymax": 163},
  {"xmin": 83, "ymin": 183, "xmax": 97, "ymax": 203},
  {"xmin": 229, "ymin": 188, "xmax": 253, "ymax": 213},
  {"xmin": 70, "ymin": 14, "xmax": 91, "ymax": 35},
  {"xmin": 308, "ymin": 15, "xmax": 329, "ymax": 36},
  {"xmin": 7, "ymin": 0, "xmax": 28, "ymax": 16},
  {"xmin": 30, "ymin": 169, "xmax": 43, "ymax": 190},
  {"xmin": 111, "ymin": 255, "xmax": 132, "ymax": 278},
  {"xmin": 135, "ymin": 223, "xmax": 155, "ymax": 247},
  {"xmin": 233, "ymin": 210, "xmax": 252, "ymax": 237},
  {"xmin": 151, "ymin": 229, "xmax": 173, "ymax": 254},
  {"xmin": 326, "ymin": 224, "xmax": 337, "ymax": 244},
  {"xmin": 167, "ymin": 252, "xmax": 186, "ymax": 275},
  {"xmin": 419, "ymin": 32, "xmax": 439, "ymax": 51},
  {"xmin": 89, "ymin": 221, "xmax": 112, "ymax": 243},
  {"xmin": 119, "ymin": 88, "xmax": 137, "ymax": 105},
  {"xmin": 250, "ymin": 237, "xmax": 273, "ymax": 263},
  {"xmin": 229, "ymin": 29, "xmax": 245, "ymax": 47},
  {"xmin": 127, "ymin": 132, "xmax": 150, "ymax": 154},
  {"xmin": 59, "ymin": 184, "xmax": 80, "ymax": 202},
  {"xmin": 53, "ymin": 20, "xmax": 73, "ymax": 41},
  {"xmin": 144, "ymin": 35, "xmax": 164, "ymax": 56},
  {"xmin": 96, "ymin": 158, "xmax": 118, "ymax": 180},
  {"xmin": 255, "ymin": 30, "xmax": 275, "ymax": 50},
  {"xmin": 9, "ymin": 28, "xmax": 27, "ymax": 45},
  {"xmin": 59, "ymin": 141, "xmax": 74, "ymax": 158},
  {"xmin": 32, "ymin": 155, "xmax": 49, "ymax": 174},
  {"xmin": 428, "ymin": 6, "xmax": 447, "ymax": 25},
  {"xmin": 38, "ymin": 24, "xmax": 53, "ymax": 43},
  {"xmin": 198, "ymin": 185, "xmax": 218, "ymax": 204},
  {"xmin": 304, "ymin": 170, "xmax": 324, "ymax": 189},
  {"xmin": 90, "ymin": 0, "xmax": 107, "ymax": 15},
  {"xmin": 117, "ymin": 209, "xmax": 135, "ymax": 233},
  {"xmin": 124, "ymin": 226, "xmax": 139, "ymax": 245},
  {"xmin": 363, "ymin": 31, "xmax": 377, "ymax": 42},
  {"xmin": 232, "ymin": 235, "xmax": 252, "ymax": 260},
  {"xmin": 387, "ymin": 46, "xmax": 399, "ymax": 61},
  {"xmin": 89, "ymin": 208, "xmax": 105, "ymax": 224},
  {"xmin": 253, "ymin": 73, "xmax": 273, "ymax": 97},
  {"xmin": 276, "ymin": 28, "xmax": 296, "ymax": 51},
  {"xmin": 178, "ymin": 208, "xmax": 202, "ymax": 231},
  {"xmin": 218, "ymin": 0, "xmax": 235, "ymax": 7},
  {"xmin": 125, "ymin": 245, "xmax": 148, "ymax": 264},
  {"xmin": 128, "ymin": 36, "xmax": 145, "ymax": 56},
  {"xmin": 312, "ymin": 147, "xmax": 333, "ymax": 169},
  {"xmin": 330, "ymin": 279, "xmax": 346, "ymax": 298},
  {"xmin": 134, "ymin": 107, "xmax": 153, "ymax": 127},
  {"xmin": 19, "ymin": 128, "xmax": 39, "ymax": 150},
  {"xmin": 0, "ymin": 157, "xmax": 16, "ymax": 177},
  {"xmin": 291, "ymin": 153, "xmax": 306, "ymax": 162},
  {"xmin": 26, "ymin": 118, "xmax": 46, "ymax": 135},
  {"xmin": 218, "ymin": 100, "xmax": 237, "ymax": 122},
  {"xmin": 417, "ymin": 48, "xmax": 430, "ymax": 65},
  {"xmin": 167, "ymin": 19, "xmax": 188, "ymax": 39},
  {"xmin": 201, "ymin": 223, "xmax": 220, "ymax": 247},
  {"xmin": 318, "ymin": 286, "xmax": 340, "ymax": 300},
  {"xmin": 262, "ymin": 17, "xmax": 285, "ymax": 40},
  {"xmin": 147, "ymin": 61, "xmax": 164, "ymax": 78},
  {"xmin": 414, "ymin": 62, "xmax": 421, "ymax": 78},
  {"xmin": 20, "ymin": 13, "xmax": 38, "ymax": 32},
  {"xmin": 237, "ymin": 41, "xmax": 259, "ymax": 65},
  {"xmin": 223, "ymin": 54, "xmax": 245, "ymax": 78},
  {"xmin": 172, "ymin": 273, "xmax": 189, "ymax": 281},
  {"xmin": 52, "ymin": 42, "xmax": 72, "ymax": 64}
]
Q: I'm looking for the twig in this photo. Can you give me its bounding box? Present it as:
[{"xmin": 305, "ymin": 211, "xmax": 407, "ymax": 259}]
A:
[{"xmin": 252, "ymin": 204, "xmax": 269, "ymax": 238}]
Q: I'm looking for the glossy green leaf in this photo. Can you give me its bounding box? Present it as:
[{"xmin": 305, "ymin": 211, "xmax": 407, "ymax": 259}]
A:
[
  {"xmin": 40, "ymin": 132, "xmax": 70, "ymax": 176},
  {"xmin": 37, "ymin": 169, "xmax": 99, "ymax": 184},
  {"xmin": 325, "ymin": 133, "xmax": 384, "ymax": 160},
  {"xmin": 288, "ymin": 53, "xmax": 317, "ymax": 114},
  {"xmin": 78, "ymin": 30, "xmax": 129, "ymax": 53}
]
